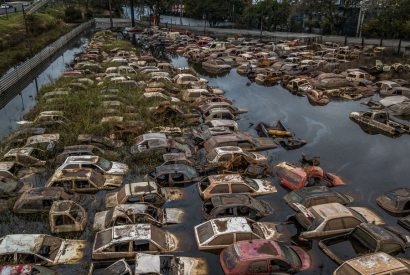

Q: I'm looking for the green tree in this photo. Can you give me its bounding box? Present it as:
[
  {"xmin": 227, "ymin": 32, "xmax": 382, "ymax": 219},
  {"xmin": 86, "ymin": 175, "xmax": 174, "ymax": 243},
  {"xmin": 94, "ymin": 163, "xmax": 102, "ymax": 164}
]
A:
[
  {"xmin": 184, "ymin": 0, "xmax": 246, "ymax": 27},
  {"xmin": 363, "ymin": 0, "xmax": 410, "ymax": 39},
  {"xmin": 134, "ymin": 0, "xmax": 177, "ymax": 22},
  {"xmin": 243, "ymin": 0, "xmax": 291, "ymax": 31}
]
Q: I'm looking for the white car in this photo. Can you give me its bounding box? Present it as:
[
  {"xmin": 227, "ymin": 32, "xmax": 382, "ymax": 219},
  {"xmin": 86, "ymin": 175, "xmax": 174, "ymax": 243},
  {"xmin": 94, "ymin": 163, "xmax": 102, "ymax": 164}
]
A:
[
  {"xmin": 206, "ymin": 146, "xmax": 267, "ymax": 165},
  {"xmin": 1, "ymin": 4, "xmax": 11, "ymax": 9},
  {"xmin": 57, "ymin": 155, "xmax": 129, "ymax": 175}
]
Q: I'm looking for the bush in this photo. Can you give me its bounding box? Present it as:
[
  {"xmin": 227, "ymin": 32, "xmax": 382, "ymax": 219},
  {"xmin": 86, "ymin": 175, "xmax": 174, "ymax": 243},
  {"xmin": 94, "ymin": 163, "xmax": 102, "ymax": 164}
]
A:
[
  {"xmin": 65, "ymin": 6, "xmax": 82, "ymax": 23},
  {"xmin": 85, "ymin": 9, "xmax": 93, "ymax": 19}
]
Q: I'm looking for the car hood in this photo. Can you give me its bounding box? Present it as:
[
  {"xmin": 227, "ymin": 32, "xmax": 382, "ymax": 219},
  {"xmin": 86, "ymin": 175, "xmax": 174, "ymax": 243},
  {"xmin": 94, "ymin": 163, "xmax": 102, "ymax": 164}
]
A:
[
  {"xmin": 162, "ymin": 208, "xmax": 184, "ymax": 224},
  {"xmin": 257, "ymin": 222, "xmax": 290, "ymax": 242},
  {"xmin": 93, "ymin": 211, "xmax": 108, "ymax": 231},
  {"xmin": 253, "ymin": 179, "xmax": 277, "ymax": 194},
  {"xmin": 103, "ymin": 175, "xmax": 123, "ymax": 188},
  {"xmin": 105, "ymin": 192, "xmax": 119, "ymax": 208},
  {"xmin": 107, "ymin": 162, "xmax": 129, "ymax": 175},
  {"xmin": 350, "ymin": 207, "xmax": 385, "ymax": 225},
  {"xmin": 55, "ymin": 240, "xmax": 87, "ymax": 265}
]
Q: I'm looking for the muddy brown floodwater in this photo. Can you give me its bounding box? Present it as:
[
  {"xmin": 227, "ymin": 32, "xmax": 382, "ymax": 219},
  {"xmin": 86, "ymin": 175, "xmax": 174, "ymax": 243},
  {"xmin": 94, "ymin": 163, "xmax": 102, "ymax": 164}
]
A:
[{"xmin": 2, "ymin": 37, "xmax": 410, "ymax": 275}]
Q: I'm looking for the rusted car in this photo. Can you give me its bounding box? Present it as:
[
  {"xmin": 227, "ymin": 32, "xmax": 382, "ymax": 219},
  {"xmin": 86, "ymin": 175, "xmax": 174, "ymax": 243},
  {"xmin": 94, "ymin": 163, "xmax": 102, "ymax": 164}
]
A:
[
  {"xmin": 198, "ymin": 174, "xmax": 277, "ymax": 200},
  {"xmin": 274, "ymin": 162, "xmax": 347, "ymax": 190},
  {"xmin": 202, "ymin": 59, "xmax": 231, "ymax": 71},
  {"xmin": 104, "ymin": 181, "xmax": 181, "ymax": 208},
  {"xmin": 349, "ymin": 111, "xmax": 410, "ymax": 136},
  {"xmin": 307, "ymin": 90, "xmax": 330, "ymax": 106},
  {"xmin": 202, "ymin": 194, "xmax": 274, "ymax": 220},
  {"xmin": 284, "ymin": 186, "xmax": 354, "ymax": 212},
  {"xmin": 255, "ymin": 70, "xmax": 282, "ymax": 85},
  {"xmin": 49, "ymin": 200, "xmax": 87, "ymax": 233},
  {"xmin": 13, "ymin": 187, "xmax": 92, "ymax": 214},
  {"xmin": 287, "ymin": 203, "xmax": 385, "ymax": 240},
  {"xmin": 206, "ymin": 147, "xmax": 267, "ymax": 166},
  {"xmin": 380, "ymin": 86, "xmax": 410, "ymax": 97},
  {"xmin": 88, "ymin": 259, "xmax": 132, "ymax": 275},
  {"xmin": 204, "ymin": 119, "xmax": 239, "ymax": 132},
  {"xmin": 16, "ymin": 111, "xmax": 67, "ymax": 126},
  {"xmin": 203, "ymin": 108, "xmax": 237, "ymax": 124},
  {"xmin": 333, "ymin": 252, "xmax": 410, "ymax": 275},
  {"xmin": 220, "ymin": 240, "xmax": 311, "ymax": 275},
  {"xmin": 57, "ymin": 155, "xmax": 128, "ymax": 175},
  {"xmin": 130, "ymin": 133, "xmax": 167, "ymax": 153},
  {"xmin": 199, "ymin": 102, "xmax": 248, "ymax": 115},
  {"xmin": 2, "ymin": 147, "xmax": 50, "ymax": 167},
  {"xmin": 1, "ymin": 127, "xmax": 46, "ymax": 151},
  {"xmin": 376, "ymin": 188, "xmax": 410, "ymax": 214},
  {"xmin": 146, "ymin": 164, "xmax": 201, "ymax": 187},
  {"xmin": 23, "ymin": 134, "xmax": 60, "ymax": 152},
  {"xmin": 0, "ymin": 162, "xmax": 34, "ymax": 198},
  {"xmin": 195, "ymin": 217, "xmax": 289, "ymax": 251},
  {"xmin": 131, "ymin": 139, "xmax": 192, "ymax": 156},
  {"xmin": 54, "ymin": 145, "xmax": 119, "ymax": 166},
  {"xmin": 45, "ymin": 168, "xmax": 123, "ymax": 193},
  {"xmin": 93, "ymin": 203, "xmax": 184, "ymax": 231},
  {"xmin": 173, "ymin": 74, "xmax": 208, "ymax": 86},
  {"xmin": 191, "ymin": 127, "xmax": 235, "ymax": 145},
  {"xmin": 92, "ymin": 224, "xmax": 177, "ymax": 260},
  {"xmin": 77, "ymin": 134, "xmax": 124, "ymax": 149},
  {"xmin": 319, "ymin": 223, "xmax": 410, "ymax": 265},
  {"xmin": 134, "ymin": 253, "xmax": 208, "ymax": 275},
  {"xmin": 221, "ymin": 155, "xmax": 271, "ymax": 178},
  {"xmin": 204, "ymin": 133, "xmax": 277, "ymax": 152},
  {"xmin": 0, "ymin": 265, "xmax": 56, "ymax": 275},
  {"xmin": 286, "ymin": 78, "xmax": 313, "ymax": 94},
  {"xmin": 0, "ymin": 234, "xmax": 86, "ymax": 266}
]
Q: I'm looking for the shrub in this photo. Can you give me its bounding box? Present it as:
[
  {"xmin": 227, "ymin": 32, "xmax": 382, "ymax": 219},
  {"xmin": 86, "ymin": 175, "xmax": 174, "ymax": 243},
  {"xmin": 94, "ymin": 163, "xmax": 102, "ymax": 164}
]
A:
[{"xmin": 65, "ymin": 6, "xmax": 82, "ymax": 23}]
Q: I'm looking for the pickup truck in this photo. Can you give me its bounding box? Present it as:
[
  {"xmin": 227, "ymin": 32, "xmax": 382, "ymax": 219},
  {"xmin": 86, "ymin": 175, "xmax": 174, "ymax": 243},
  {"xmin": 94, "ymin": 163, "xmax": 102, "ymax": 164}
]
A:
[{"xmin": 349, "ymin": 110, "xmax": 410, "ymax": 136}]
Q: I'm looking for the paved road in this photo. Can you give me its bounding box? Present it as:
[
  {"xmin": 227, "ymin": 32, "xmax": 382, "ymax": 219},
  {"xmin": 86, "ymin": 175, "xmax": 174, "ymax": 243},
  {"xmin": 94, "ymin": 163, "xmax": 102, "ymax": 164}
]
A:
[{"xmin": 0, "ymin": 5, "xmax": 24, "ymax": 15}]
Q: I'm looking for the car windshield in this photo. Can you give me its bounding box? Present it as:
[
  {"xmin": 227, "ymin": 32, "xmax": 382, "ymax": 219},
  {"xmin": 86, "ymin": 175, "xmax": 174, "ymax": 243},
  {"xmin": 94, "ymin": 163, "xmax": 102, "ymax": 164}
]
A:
[
  {"xmin": 351, "ymin": 228, "xmax": 377, "ymax": 251},
  {"xmin": 95, "ymin": 229, "xmax": 113, "ymax": 250},
  {"xmin": 379, "ymin": 194, "xmax": 397, "ymax": 208},
  {"xmin": 286, "ymin": 191, "xmax": 303, "ymax": 204},
  {"xmin": 242, "ymin": 151, "xmax": 255, "ymax": 159},
  {"xmin": 151, "ymin": 225, "xmax": 167, "ymax": 249},
  {"xmin": 38, "ymin": 236, "xmax": 63, "ymax": 261},
  {"xmin": 296, "ymin": 209, "xmax": 324, "ymax": 230},
  {"xmin": 348, "ymin": 209, "xmax": 367, "ymax": 223},
  {"xmin": 196, "ymin": 221, "xmax": 215, "ymax": 244},
  {"xmin": 105, "ymin": 208, "xmax": 115, "ymax": 226},
  {"xmin": 243, "ymin": 178, "xmax": 258, "ymax": 190},
  {"xmin": 223, "ymin": 244, "xmax": 240, "ymax": 271},
  {"xmin": 282, "ymin": 171, "xmax": 303, "ymax": 186},
  {"xmin": 277, "ymin": 242, "xmax": 302, "ymax": 268},
  {"xmin": 250, "ymin": 198, "xmax": 266, "ymax": 212},
  {"xmin": 97, "ymin": 157, "xmax": 112, "ymax": 171}
]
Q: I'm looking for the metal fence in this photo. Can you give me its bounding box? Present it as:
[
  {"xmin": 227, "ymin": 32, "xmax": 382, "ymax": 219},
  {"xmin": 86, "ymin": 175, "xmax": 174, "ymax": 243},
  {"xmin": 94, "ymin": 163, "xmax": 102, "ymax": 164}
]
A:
[{"xmin": 0, "ymin": 19, "xmax": 94, "ymax": 95}]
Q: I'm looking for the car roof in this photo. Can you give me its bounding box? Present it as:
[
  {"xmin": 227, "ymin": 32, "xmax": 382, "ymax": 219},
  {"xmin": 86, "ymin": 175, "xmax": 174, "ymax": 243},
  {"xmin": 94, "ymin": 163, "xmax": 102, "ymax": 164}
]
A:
[
  {"xmin": 128, "ymin": 182, "xmax": 158, "ymax": 196},
  {"xmin": 51, "ymin": 168, "xmax": 93, "ymax": 181},
  {"xmin": 111, "ymin": 224, "xmax": 153, "ymax": 241},
  {"xmin": 212, "ymin": 146, "xmax": 244, "ymax": 154},
  {"xmin": 62, "ymin": 145, "xmax": 95, "ymax": 154},
  {"xmin": 310, "ymin": 203, "xmax": 352, "ymax": 219},
  {"xmin": 50, "ymin": 201, "xmax": 78, "ymax": 214},
  {"xmin": 0, "ymin": 234, "xmax": 45, "ymax": 254},
  {"xmin": 383, "ymin": 188, "xmax": 410, "ymax": 201},
  {"xmin": 209, "ymin": 217, "xmax": 252, "ymax": 236},
  {"xmin": 344, "ymin": 252, "xmax": 406, "ymax": 274},
  {"xmin": 63, "ymin": 155, "xmax": 99, "ymax": 165},
  {"xmin": 4, "ymin": 147, "xmax": 35, "ymax": 157},
  {"xmin": 235, "ymin": 240, "xmax": 283, "ymax": 260},
  {"xmin": 141, "ymin": 133, "xmax": 167, "ymax": 140},
  {"xmin": 0, "ymin": 161, "xmax": 16, "ymax": 171},
  {"xmin": 112, "ymin": 204, "xmax": 151, "ymax": 217},
  {"xmin": 208, "ymin": 174, "xmax": 244, "ymax": 185},
  {"xmin": 19, "ymin": 187, "xmax": 65, "ymax": 200},
  {"xmin": 358, "ymin": 223, "xmax": 401, "ymax": 242},
  {"xmin": 155, "ymin": 164, "xmax": 197, "ymax": 177},
  {"xmin": 294, "ymin": 186, "xmax": 335, "ymax": 198}
]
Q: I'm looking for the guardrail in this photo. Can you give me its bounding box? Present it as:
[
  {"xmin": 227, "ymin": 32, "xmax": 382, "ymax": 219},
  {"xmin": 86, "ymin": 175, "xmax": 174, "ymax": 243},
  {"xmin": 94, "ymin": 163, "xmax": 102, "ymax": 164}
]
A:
[
  {"xmin": 0, "ymin": 19, "xmax": 94, "ymax": 95},
  {"xmin": 26, "ymin": 0, "xmax": 51, "ymax": 14}
]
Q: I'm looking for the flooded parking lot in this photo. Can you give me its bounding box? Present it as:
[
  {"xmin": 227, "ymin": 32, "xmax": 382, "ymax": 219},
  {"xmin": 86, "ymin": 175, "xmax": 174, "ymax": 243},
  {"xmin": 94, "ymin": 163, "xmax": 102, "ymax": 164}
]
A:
[{"xmin": 1, "ymin": 30, "xmax": 410, "ymax": 274}]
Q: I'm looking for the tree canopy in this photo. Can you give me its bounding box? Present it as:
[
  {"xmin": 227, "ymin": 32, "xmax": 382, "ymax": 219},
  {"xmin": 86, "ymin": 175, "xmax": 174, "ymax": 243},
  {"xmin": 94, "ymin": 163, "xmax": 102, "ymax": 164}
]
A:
[
  {"xmin": 243, "ymin": 0, "xmax": 291, "ymax": 31},
  {"xmin": 184, "ymin": 0, "xmax": 246, "ymax": 27}
]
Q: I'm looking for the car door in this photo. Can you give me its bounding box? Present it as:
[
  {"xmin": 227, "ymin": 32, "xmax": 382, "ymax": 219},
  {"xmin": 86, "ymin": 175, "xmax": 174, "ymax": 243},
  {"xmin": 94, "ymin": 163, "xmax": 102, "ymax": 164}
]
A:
[
  {"xmin": 323, "ymin": 218, "xmax": 349, "ymax": 237},
  {"xmin": 246, "ymin": 260, "xmax": 269, "ymax": 275},
  {"xmin": 103, "ymin": 241, "xmax": 132, "ymax": 258}
]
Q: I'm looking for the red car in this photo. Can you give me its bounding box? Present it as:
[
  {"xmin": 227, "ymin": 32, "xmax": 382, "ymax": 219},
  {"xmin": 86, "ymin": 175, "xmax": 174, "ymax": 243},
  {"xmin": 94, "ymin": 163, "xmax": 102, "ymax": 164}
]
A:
[
  {"xmin": 275, "ymin": 162, "xmax": 346, "ymax": 190},
  {"xmin": 220, "ymin": 240, "xmax": 311, "ymax": 275}
]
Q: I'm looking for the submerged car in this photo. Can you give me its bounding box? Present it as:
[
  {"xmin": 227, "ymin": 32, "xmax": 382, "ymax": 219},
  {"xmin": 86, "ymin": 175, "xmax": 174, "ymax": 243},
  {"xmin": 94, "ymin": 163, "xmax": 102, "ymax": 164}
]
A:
[
  {"xmin": 49, "ymin": 200, "xmax": 87, "ymax": 234},
  {"xmin": 0, "ymin": 234, "xmax": 86, "ymax": 266},
  {"xmin": 135, "ymin": 253, "xmax": 208, "ymax": 275},
  {"xmin": 206, "ymin": 146, "xmax": 267, "ymax": 165},
  {"xmin": 333, "ymin": 252, "xmax": 410, "ymax": 275},
  {"xmin": 146, "ymin": 164, "xmax": 201, "ymax": 187},
  {"xmin": 202, "ymin": 194, "xmax": 274, "ymax": 220},
  {"xmin": 287, "ymin": 203, "xmax": 385, "ymax": 240},
  {"xmin": 88, "ymin": 259, "xmax": 132, "ymax": 275},
  {"xmin": 57, "ymin": 155, "xmax": 129, "ymax": 175},
  {"xmin": 93, "ymin": 203, "xmax": 184, "ymax": 231},
  {"xmin": 198, "ymin": 174, "xmax": 277, "ymax": 200},
  {"xmin": 54, "ymin": 145, "xmax": 118, "ymax": 166},
  {"xmin": 203, "ymin": 133, "xmax": 277, "ymax": 152},
  {"xmin": 92, "ymin": 224, "xmax": 177, "ymax": 260},
  {"xmin": 376, "ymin": 188, "xmax": 410, "ymax": 214},
  {"xmin": 2, "ymin": 147, "xmax": 50, "ymax": 167},
  {"xmin": 195, "ymin": 217, "xmax": 289, "ymax": 251},
  {"xmin": 319, "ymin": 223, "xmax": 410, "ymax": 265},
  {"xmin": 0, "ymin": 265, "xmax": 56, "ymax": 275},
  {"xmin": 220, "ymin": 240, "xmax": 311, "ymax": 275},
  {"xmin": 45, "ymin": 168, "xmax": 123, "ymax": 193},
  {"xmin": 104, "ymin": 181, "xmax": 181, "ymax": 208},
  {"xmin": 283, "ymin": 186, "xmax": 354, "ymax": 212}
]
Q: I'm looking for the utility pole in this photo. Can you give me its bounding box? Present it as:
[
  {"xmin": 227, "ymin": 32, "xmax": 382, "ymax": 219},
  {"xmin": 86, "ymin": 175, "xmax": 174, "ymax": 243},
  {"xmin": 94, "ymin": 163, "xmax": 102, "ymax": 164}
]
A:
[
  {"xmin": 179, "ymin": 0, "xmax": 183, "ymax": 25},
  {"xmin": 232, "ymin": 4, "xmax": 234, "ymax": 29},
  {"xmin": 203, "ymin": 14, "xmax": 206, "ymax": 35},
  {"xmin": 260, "ymin": 6, "xmax": 264, "ymax": 41},
  {"xmin": 108, "ymin": 0, "xmax": 114, "ymax": 31},
  {"xmin": 130, "ymin": 0, "xmax": 135, "ymax": 27},
  {"xmin": 4, "ymin": 0, "xmax": 9, "ymax": 19},
  {"xmin": 22, "ymin": 4, "xmax": 38, "ymax": 94}
]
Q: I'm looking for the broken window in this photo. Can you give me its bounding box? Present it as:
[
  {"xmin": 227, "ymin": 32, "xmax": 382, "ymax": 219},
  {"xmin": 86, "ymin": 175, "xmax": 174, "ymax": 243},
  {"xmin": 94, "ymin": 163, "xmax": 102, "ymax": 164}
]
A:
[
  {"xmin": 21, "ymin": 201, "xmax": 40, "ymax": 209},
  {"xmin": 132, "ymin": 240, "xmax": 150, "ymax": 251},
  {"xmin": 210, "ymin": 184, "xmax": 229, "ymax": 194},
  {"xmin": 144, "ymin": 194, "xmax": 161, "ymax": 204},
  {"xmin": 112, "ymin": 242, "xmax": 130, "ymax": 252},
  {"xmin": 115, "ymin": 216, "xmax": 131, "ymax": 226},
  {"xmin": 170, "ymin": 173, "xmax": 184, "ymax": 182},
  {"xmin": 209, "ymin": 234, "xmax": 234, "ymax": 246},
  {"xmin": 231, "ymin": 184, "xmax": 253, "ymax": 194},
  {"xmin": 83, "ymin": 164, "xmax": 102, "ymax": 174},
  {"xmin": 271, "ymin": 259, "xmax": 291, "ymax": 272},
  {"xmin": 236, "ymin": 233, "xmax": 254, "ymax": 242},
  {"xmin": 218, "ymin": 207, "xmax": 234, "ymax": 216},
  {"xmin": 55, "ymin": 215, "xmax": 75, "ymax": 226},
  {"xmin": 403, "ymin": 200, "xmax": 410, "ymax": 211},
  {"xmin": 247, "ymin": 260, "xmax": 268, "ymax": 273},
  {"xmin": 76, "ymin": 180, "xmax": 91, "ymax": 189},
  {"xmin": 156, "ymin": 174, "xmax": 169, "ymax": 185},
  {"xmin": 17, "ymin": 253, "xmax": 43, "ymax": 264},
  {"xmin": 53, "ymin": 181, "xmax": 73, "ymax": 189}
]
